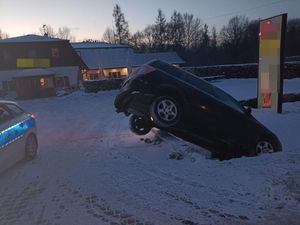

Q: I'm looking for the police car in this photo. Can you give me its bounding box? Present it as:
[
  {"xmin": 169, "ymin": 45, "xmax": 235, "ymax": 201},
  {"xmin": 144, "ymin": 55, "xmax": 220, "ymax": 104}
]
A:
[{"xmin": 0, "ymin": 101, "xmax": 38, "ymax": 173}]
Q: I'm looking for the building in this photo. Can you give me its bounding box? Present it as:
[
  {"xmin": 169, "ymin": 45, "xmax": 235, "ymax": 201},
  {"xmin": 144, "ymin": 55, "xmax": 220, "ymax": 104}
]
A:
[
  {"xmin": 0, "ymin": 35, "xmax": 184, "ymax": 98},
  {"xmin": 72, "ymin": 42, "xmax": 184, "ymax": 81},
  {"xmin": 0, "ymin": 34, "xmax": 86, "ymax": 99}
]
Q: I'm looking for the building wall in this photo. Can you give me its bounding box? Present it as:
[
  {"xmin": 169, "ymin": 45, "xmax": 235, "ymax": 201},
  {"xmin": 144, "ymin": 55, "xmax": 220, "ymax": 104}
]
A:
[
  {"xmin": 0, "ymin": 66, "xmax": 79, "ymax": 93},
  {"xmin": 82, "ymin": 67, "xmax": 129, "ymax": 80},
  {"xmin": 0, "ymin": 41, "xmax": 85, "ymax": 70},
  {"xmin": 50, "ymin": 66, "xmax": 80, "ymax": 87}
]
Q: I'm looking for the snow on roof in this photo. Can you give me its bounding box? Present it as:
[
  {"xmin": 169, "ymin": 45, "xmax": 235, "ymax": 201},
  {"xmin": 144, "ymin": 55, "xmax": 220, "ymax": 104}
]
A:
[
  {"xmin": 0, "ymin": 34, "xmax": 64, "ymax": 43},
  {"xmin": 78, "ymin": 48, "xmax": 133, "ymax": 69},
  {"xmin": 76, "ymin": 46, "xmax": 184, "ymax": 69},
  {"xmin": 133, "ymin": 52, "xmax": 184, "ymax": 67},
  {"xmin": 13, "ymin": 68, "xmax": 55, "ymax": 78},
  {"xmin": 71, "ymin": 42, "xmax": 129, "ymax": 49}
]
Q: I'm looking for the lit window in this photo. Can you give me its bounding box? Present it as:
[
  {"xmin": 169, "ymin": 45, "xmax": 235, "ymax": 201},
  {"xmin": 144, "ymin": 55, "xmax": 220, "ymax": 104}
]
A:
[
  {"xmin": 40, "ymin": 77, "xmax": 54, "ymax": 88},
  {"xmin": 40, "ymin": 78, "xmax": 45, "ymax": 87}
]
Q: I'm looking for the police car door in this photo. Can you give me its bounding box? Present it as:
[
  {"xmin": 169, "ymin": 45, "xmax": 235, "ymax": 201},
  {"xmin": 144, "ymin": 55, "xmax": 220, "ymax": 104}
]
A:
[{"xmin": 0, "ymin": 104, "xmax": 25, "ymax": 173}]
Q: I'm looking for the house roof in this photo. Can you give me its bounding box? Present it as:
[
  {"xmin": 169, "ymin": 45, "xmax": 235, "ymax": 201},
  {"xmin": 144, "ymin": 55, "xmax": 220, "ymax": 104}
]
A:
[
  {"xmin": 77, "ymin": 48, "xmax": 133, "ymax": 69},
  {"xmin": 76, "ymin": 46, "xmax": 184, "ymax": 69},
  {"xmin": 13, "ymin": 68, "xmax": 55, "ymax": 78},
  {"xmin": 71, "ymin": 42, "xmax": 129, "ymax": 49},
  {"xmin": 133, "ymin": 52, "xmax": 184, "ymax": 67},
  {"xmin": 0, "ymin": 34, "xmax": 64, "ymax": 43}
]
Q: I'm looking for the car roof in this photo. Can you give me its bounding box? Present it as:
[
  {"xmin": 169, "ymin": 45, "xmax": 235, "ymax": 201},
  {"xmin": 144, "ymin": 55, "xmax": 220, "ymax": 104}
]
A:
[{"xmin": 0, "ymin": 100, "xmax": 18, "ymax": 105}]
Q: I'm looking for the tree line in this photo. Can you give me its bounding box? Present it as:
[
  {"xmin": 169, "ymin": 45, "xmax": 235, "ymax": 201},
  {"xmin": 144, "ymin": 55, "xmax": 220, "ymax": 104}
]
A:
[
  {"xmin": 1, "ymin": 4, "xmax": 300, "ymax": 66},
  {"xmin": 104, "ymin": 4, "xmax": 300, "ymax": 66}
]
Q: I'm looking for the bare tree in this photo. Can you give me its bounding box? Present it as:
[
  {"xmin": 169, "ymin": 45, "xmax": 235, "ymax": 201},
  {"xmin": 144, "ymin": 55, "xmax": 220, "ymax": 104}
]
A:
[
  {"xmin": 201, "ymin": 24, "xmax": 210, "ymax": 48},
  {"xmin": 219, "ymin": 16, "xmax": 249, "ymax": 62},
  {"xmin": 113, "ymin": 4, "xmax": 129, "ymax": 44},
  {"xmin": 102, "ymin": 27, "xmax": 115, "ymax": 43},
  {"xmin": 182, "ymin": 13, "xmax": 203, "ymax": 49},
  {"xmin": 143, "ymin": 25, "xmax": 155, "ymax": 49},
  {"xmin": 286, "ymin": 18, "xmax": 300, "ymax": 56},
  {"xmin": 210, "ymin": 26, "xmax": 217, "ymax": 48},
  {"xmin": 0, "ymin": 29, "xmax": 9, "ymax": 39},
  {"xmin": 219, "ymin": 16, "xmax": 248, "ymax": 47},
  {"xmin": 168, "ymin": 11, "xmax": 184, "ymax": 49},
  {"xmin": 153, "ymin": 9, "xmax": 168, "ymax": 50},
  {"xmin": 57, "ymin": 26, "xmax": 76, "ymax": 41}
]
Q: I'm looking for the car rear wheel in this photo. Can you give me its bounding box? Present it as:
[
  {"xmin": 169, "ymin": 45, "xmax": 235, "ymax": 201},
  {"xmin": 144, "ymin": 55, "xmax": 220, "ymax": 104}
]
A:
[
  {"xmin": 129, "ymin": 115, "xmax": 152, "ymax": 135},
  {"xmin": 150, "ymin": 96, "xmax": 181, "ymax": 128},
  {"xmin": 25, "ymin": 134, "xmax": 38, "ymax": 160}
]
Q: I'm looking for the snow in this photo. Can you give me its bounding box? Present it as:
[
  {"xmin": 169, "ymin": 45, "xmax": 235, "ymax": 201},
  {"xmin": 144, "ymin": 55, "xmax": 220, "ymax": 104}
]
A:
[
  {"xmin": 72, "ymin": 42, "xmax": 129, "ymax": 49},
  {"xmin": 0, "ymin": 34, "xmax": 63, "ymax": 43},
  {"xmin": 213, "ymin": 78, "xmax": 300, "ymax": 100},
  {"xmin": 0, "ymin": 79, "xmax": 299, "ymax": 225}
]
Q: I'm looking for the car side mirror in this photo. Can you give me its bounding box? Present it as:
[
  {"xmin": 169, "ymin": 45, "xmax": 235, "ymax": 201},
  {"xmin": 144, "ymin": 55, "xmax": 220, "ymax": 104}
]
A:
[{"xmin": 245, "ymin": 107, "xmax": 252, "ymax": 116}]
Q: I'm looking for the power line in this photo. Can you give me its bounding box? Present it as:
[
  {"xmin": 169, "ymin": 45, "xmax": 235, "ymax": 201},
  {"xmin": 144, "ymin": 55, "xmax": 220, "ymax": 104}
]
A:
[{"xmin": 204, "ymin": 0, "xmax": 291, "ymax": 21}]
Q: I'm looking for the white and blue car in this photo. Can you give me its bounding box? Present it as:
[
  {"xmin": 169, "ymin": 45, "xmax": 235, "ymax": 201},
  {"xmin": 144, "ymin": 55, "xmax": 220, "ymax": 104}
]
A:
[{"xmin": 0, "ymin": 101, "xmax": 38, "ymax": 173}]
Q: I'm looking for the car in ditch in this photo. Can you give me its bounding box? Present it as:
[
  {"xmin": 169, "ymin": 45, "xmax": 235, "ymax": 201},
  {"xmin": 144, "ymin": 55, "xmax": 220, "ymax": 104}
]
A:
[
  {"xmin": 0, "ymin": 101, "xmax": 38, "ymax": 173},
  {"xmin": 114, "ymin": 60, "xmax": 282, "ymax": 159}
]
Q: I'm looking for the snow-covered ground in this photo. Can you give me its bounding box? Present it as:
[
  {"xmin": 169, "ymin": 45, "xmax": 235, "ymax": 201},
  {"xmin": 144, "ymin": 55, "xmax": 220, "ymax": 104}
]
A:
[
  {"xmin": 0, "ymin": 79, "xmax": 299, "ymax": 225},
  {"xmin": 213, "ymin": 78, "xmax": 300, "ymax": 100}
]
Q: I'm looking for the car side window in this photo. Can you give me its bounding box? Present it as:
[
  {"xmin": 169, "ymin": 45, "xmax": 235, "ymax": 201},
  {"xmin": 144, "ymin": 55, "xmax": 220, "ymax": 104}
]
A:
[
  {"xmin": 5, "ymin": 103, "xmax": 24, "ymax": 116},
  {"xmin": 0, "ymin": 106, "xmax": 12, "ymax": 125},
  {"xmin": 213, "ymin": 86, "xmax": 245, "ymax": 114}
]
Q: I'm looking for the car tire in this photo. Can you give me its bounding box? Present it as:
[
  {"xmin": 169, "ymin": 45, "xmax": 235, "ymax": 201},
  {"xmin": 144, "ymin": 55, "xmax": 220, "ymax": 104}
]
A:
[
  {"xmin": 129, "ymin": 115, "xmax": 152, "ymax": 135},
  {"xmin": 25, "ymin": 134, "xmax": 38, "ymax": 160},
  {"xmin": 150, "ymin": 96, "xmax": 181, "ymax": 128},
  {"xmin": 249, "ymin": 138, "xmax": 275, "ymax": 156}
]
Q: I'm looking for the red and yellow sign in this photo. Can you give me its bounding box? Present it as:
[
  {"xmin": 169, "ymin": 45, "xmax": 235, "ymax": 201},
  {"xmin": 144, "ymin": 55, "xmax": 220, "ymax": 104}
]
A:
[{"xmin": 258, "ymin": 14, "xmax": 287, "ymax": 113}]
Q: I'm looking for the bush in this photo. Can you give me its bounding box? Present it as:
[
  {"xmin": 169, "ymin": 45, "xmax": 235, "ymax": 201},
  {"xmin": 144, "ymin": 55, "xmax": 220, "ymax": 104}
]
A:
[
  {"xmin": 83, "ymin": 79, "xmax": 124, "ymax": 93},
  {"xmin": 183, "ymin": 62, "xmax": 300, "ymax": 79}
]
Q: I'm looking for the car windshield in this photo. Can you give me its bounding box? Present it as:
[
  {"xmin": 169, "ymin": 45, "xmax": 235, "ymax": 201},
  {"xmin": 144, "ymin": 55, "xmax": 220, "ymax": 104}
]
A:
[{"xmin": 150, "ymin": 60, "xmax": 245, "ymax": 114}]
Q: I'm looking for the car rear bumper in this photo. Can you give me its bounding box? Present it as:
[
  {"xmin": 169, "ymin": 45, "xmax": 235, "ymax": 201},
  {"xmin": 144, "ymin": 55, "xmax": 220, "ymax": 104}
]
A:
[
  {"xmin": 115, "ymin": 88, "xmax": 154, "ymax": 116},
  {"xmin": 114, "ymin": 89, "xmax": 133, "ymax": 113}
]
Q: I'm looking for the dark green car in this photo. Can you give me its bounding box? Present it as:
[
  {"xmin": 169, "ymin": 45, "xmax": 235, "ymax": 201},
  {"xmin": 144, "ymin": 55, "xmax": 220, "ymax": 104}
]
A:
[{"xmin": 115, "ymin": 60, "xmax": 282, "ymax": 159}]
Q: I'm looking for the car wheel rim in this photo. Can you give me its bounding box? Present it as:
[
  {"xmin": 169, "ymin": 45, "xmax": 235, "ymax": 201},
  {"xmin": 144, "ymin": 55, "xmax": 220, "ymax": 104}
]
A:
[
  {"xmin": 26, "ymin": 136, "xmax": 37, "ymax": 157},
  {"xmin": 134, "ymin": 117, "xmax": 147, "ymax": 132},
  {"xmin": 256, "ymin": 141, "xmax": 274, "ymax": 155},
  {"xmin": 157, "ymin": 99, "xmax": 178, "ymax": 122}
]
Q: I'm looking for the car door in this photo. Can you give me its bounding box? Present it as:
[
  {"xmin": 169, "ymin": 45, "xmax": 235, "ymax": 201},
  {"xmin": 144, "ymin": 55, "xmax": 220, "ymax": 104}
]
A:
[
  {"xmin": 212, "ymin": 87, "xmax": 251, "ymax": 150},
  {"xmin": 0, "ymin": 104, "xmax": 27, "ymax": 173}
]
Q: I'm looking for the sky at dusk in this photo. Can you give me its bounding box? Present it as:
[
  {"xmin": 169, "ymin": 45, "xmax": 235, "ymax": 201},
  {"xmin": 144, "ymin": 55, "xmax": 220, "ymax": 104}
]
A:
[{"xmin": 0, "ymin": 0, "xmax": 299, "ymax": 41}]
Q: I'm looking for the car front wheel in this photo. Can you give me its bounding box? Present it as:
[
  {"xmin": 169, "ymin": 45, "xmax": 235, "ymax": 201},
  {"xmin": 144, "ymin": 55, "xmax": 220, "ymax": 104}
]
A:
[
  {"xmin": 249, "ymin": 139, "xmax": 275, "ymax": 156},
  {"xmin": 150, "ymin": 96, "xmax": 181, "ymax": 128},
  {"xmin": 129, "ymin": 115, "xmax": 152, "ymax": 135},
  {"xmin": 255, "ymin": 140, "xmax": 275, "ymax": 155},
  {"xmin": 25, "ymin": 134, "xmax": 38, "ymax": 160}
]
